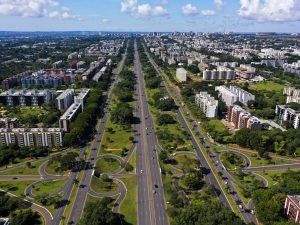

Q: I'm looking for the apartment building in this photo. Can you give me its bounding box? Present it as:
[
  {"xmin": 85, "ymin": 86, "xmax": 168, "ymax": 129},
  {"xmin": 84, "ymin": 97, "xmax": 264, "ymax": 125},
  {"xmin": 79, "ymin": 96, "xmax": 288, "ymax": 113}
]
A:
[
  {"xmin": 215, "ymin": 85, "xmax": 255, "ymax": 106},
  {"xmin": 228, "ymin": 105, "xmax": 261, "ymax": 131},
  {"xmin": 56, "ymin": 89, "xmax": 75, "ymax": 111},
  {"xmin": 0, "ymin": 118, "xmax": 19, "ymax": 128},
  {"xmin": 176, "ymin": 68, "xmax": 187, "ymax": 82},
  {"xmin": 276, "ymin": 105, "xmax": 300, "ymax": 129},
  {"xmin": 0, "ymin": 89, "xmax": 54, "ymax": 106},
  {"xmin": 203, "ymin": 67, "xmax": 236, "ymax": 80},
  {"xmin": 284, "ymin": 87, "xmax": 300, "ymax": 104},
  {"xmin": 235, "ymin": 64, "xmax": 256, "ymax": 80},
  {"xmin": 59, "ymin": 103, "xmax": 82, "ymax": 132},
  {"xmin": 74, "ymin": 89, "xmax": 90, "ymax": 111},
  {"xmin": 284, "ymin": 195, "xmax": 300, "ymax": 223},
  {"xmin": 0, "ymin": 128, "xmax": 63, "ymax": 147},
  {"xmin": 195, "ymin": 92, "xmax": 218, "ymax": 118}
]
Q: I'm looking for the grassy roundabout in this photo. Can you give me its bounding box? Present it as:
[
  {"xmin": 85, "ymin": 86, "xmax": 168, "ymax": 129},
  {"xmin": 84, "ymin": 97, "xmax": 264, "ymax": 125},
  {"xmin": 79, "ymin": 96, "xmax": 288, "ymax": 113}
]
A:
[
  {"xmin": 32, "ymin": 179, "xmax": 68, "ymax": 196},
  {"xmin": 90, "ymin": 176, "xmax": 119, "ymax": 194},
  {"xmin": 0, "ymin": 180, "xmax": 38, "ymax": 196},
  {"xmin": 94, "ymin": 157, "xmax": 121, "ymax": 174},
  {"xmin": 220, "ymin": 152, "xmax": 244, "ymax": 170},
  {"xmin": 0, "ymin": 159, "xmax": 47, "ymax": 175}
]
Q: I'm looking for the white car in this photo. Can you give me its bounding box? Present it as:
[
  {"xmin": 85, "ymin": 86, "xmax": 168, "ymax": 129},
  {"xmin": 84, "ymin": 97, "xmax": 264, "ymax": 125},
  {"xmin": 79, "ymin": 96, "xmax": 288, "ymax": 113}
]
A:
[{"xmin": 140, "ymin": 170, "xmax": 143, "ymax": 174}]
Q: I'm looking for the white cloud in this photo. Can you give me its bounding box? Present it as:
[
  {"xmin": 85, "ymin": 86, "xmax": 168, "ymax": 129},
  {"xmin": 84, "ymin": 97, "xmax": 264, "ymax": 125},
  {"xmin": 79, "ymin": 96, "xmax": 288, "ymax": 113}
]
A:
[
  {"xmin": 121, "ymin": 0, "xmax": 168, "ymax": 18},
  {"xmin": 238, "ymin": 0, "xmax": 300, "ymax": 22},
  {"xmin": 214, "ymin": 0, "xmax": 224, "ymax": 9},
  {"xmin": 0, "ymin": 0, "xmax": 79, "ymax": 20},
  {"xmin": 101, "ymin": 18, "xmax": 109, "ymax": 23},
  {"xmin": 182, "ymin": 3, "xmax": 198, "ymax": 16},
  {"xmin": 201, "ymin": 10, "xmax": 215, "ymax": 16},
  {"xmin": 158, "ymin": 0, "xmax": 169, "ymax": 4}
]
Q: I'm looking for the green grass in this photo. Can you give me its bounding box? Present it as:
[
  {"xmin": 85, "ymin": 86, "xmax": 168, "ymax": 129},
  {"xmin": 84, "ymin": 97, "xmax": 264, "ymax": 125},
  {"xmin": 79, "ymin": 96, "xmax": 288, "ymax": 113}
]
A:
[
  {"xmin": 119, "ymin": 176, "xmax": 137, "ymax": 225},
  {"xmin": 208, "ymin": 119, "xmax": 228, "ymax": 133},
  {"xmin": 173, "ymin": 154, "xmax": 199, "ymax": 171},
  {"xmin": 256, "ymin": 169, "xmax": 300, "ymax": 186},
  {"xmin": 242, "ymin": 152, "xmax": 291, "ymax": 167},
  {"xmin": 0, "ymin": 159, "xmax": 47, "ymax": 175},
  {"xmin": 250, "ymin": 81, "xmax": 285, "ymax": 92},
  {"xmin": 220, "ymin": 152, "xmax": 244, "ymax": 170},
  {"xmin": 90, "ymin": 176, "xmax": 119, "ymax": 194},
  {"xmin": 45, "ymin": 162, "xmax": 64, "ymax": 175},
  {"xmin": 94, "ymin": 157, "xmax": 121, "ymax": 173},
  {"xmin": 0, "ymin": 180, "xmax": 37, "ymax": 196},
  {"xmin": 32, "ymin": 179, "xmax": 68, "ymax": 196}
]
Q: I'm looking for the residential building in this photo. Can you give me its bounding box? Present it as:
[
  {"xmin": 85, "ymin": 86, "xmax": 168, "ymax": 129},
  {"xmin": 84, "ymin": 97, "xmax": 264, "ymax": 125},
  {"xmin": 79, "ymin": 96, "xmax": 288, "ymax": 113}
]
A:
[
  {"xmin": 203, "ymin": 67, "xmax": 236, "ymax": 80},
  {"xmin": 0, "ymin": 218, "xmax": 9, "ymax": 225},
  {"xmin": 235, "ymin": 64, "xmax": 256, "ymax": 80},
  {"xmin": 195, "ymin": 92, "xmax": 218, "ymax": 118},
  {"xmin": 0, "ymin": 128, "xmax": 63, "ymax": 147},
  {"xmin": 215, "ymin": 85, "xmax": 255, "ymax": 106},
  {"xmin": 59, "ymin": 103, "xmax": 82, "ymax": 132},
  {"xmin": 56, "ymin": 89, "xmax": 75, "ymax": 111},
  {"xmin": 284, "ymin": 195, "xmax": 300, "ymax": 223},
  {"xmin": 176, "ymin": 68, "xmax": 187, "ymax": 82},
  {"xmin": 0, "ymin": 118, "xmax": 19, "ymax": 128},
  {"xmin": 283, "ymin": 60, "xmax": 300, "ymax": 77},
  {"xmin": 228, "ymin": 105, "xmax": 261, "ymax": 130},
  {"xmin": 275, "ymin": 105, "xmax": 300, "ymax": 129},
  {"xmin": 284, "ymin": 87, "xmax": 300, "ymax": 104},
  {"xmin": 74, "ymin": 89, "xmax": 90, "ymax": 111},
  {"xmin": 0, "ymin": 89, "xmax": 54, "ymax": 106}
]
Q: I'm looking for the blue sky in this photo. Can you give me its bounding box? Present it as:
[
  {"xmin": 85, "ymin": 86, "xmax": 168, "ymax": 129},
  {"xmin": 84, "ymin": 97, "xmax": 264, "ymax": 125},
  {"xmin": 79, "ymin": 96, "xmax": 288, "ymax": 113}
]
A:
[{"xmin": 0, "ymin": 0, "xmax": 299, "ymax": 32}]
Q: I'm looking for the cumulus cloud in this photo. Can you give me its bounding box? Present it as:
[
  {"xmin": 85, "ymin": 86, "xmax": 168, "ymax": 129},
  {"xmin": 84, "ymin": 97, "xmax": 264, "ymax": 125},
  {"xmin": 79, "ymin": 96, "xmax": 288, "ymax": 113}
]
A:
[
  {"xmin": 182, "ymin": 3, "xmax": 198, "ymax": 16},
  {"xmin": 121, "ymin": 0, "xmax": 168, "ymax": 18},
  {"xmin": 238, "ymin": 0, "xmax": 300, "ymax": 22},
  {"xmin": 0, "ymin": 0, "xmax": 79, "ymax": 20},
  {"xmin": 214, "ymin": 0, "xmax": 224, "ymax": 9},
  {"xmin": 201, "ymin": 10, "xmax": 215, "ymax": 16}
]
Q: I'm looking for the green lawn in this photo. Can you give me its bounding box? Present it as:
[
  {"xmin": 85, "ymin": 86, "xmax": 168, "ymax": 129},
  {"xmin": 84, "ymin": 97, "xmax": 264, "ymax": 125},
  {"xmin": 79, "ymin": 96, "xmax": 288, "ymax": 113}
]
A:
[
  {"xmin": 0, "ymin": 160, "xmax": 46, "ymax": 175},
  {"xmin": 45, "ymin": 162, "xmax": 65, "ymax": 175},
  {"xmin": 0, "ymin": 180, "xmax": 37, "ymax": 196},
  {"xmin": 256, "ymin": 169, "xmax": 300, "ymax": 186},
  {"xmin": 243, "ymin": 152, "xmax": 292, "ymax": 167},
  {"xmin": 173, "ymin": 154, "xmax": 199, "ymax": 171},
  {"xmin": 119, "ymin": 176, "xmax": 137, "ymax": 225},
  {"xmin": 250, "ymin": 81, "xmax": 285, "ymax": 92},
  {"xmin": 220, "ymin": 152, "xmax": 244, "ymax": 170},
  {"xmin": 208, "ymin": 119, "xmax": 228, "ymax": 133},
  {"xmin": 94, "ymin": 157, "xmax": 121, "ymax": 174},
  {"xmin": 90, "ymin": 176, "xmax": 119, "ymax": 194},
  {"xmin": 32, "ymin": 179, "xmax": 68, "ymax": 196}
]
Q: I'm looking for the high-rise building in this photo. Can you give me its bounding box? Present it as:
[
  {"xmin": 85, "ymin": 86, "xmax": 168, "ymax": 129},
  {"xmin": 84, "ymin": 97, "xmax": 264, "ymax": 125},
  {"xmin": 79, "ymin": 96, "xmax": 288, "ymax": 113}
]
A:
[
  {"xmin": 284, "ymin": 195, "xmax": 300, "ymax": 224},
  {"xmin": 275, "ymin": 105, "xmax": 300, "ymax": 129},
  {"xmin": 203, "ymin": 67, "xmax": 236, "ymax": 80},
  {"xmin": 284, "ymin": 87, "xmax": 300, "ymax": 104},
  {"xmin": 74, "ymin": 89, "xmax": 90, "ymax": 111},
  {"xmin": 228, "ymin": 105, "xmax": 261, "ymax": 130},
  {"xmin": 195, "ymin": 92, "xmax": 218, "ymax": 118},
  {"xmin": 56, "ymin": 89, "xmax": 75, "ymax": 111},
  {"xmin": 176, "ymin": 68, "xmax": 187, "ymax": 82}
]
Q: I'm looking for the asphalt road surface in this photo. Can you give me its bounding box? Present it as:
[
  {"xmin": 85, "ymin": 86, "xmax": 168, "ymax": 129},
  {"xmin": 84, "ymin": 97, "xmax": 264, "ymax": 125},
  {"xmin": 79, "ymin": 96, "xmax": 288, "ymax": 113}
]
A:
[{"xmin": 134, "ymin": 40, "xmax": 168, "ymax": 225}]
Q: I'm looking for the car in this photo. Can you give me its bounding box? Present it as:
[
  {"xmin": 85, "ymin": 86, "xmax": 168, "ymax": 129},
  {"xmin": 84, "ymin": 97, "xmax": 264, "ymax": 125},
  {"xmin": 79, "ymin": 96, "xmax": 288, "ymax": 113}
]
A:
[
  {"xmin": 154, "ymin": 184, "xmax": 158, "ymax": 188},
  {"xmin": 91, "ymin": 157, "xmax": 94, "ymax": 160},
  {"xmin": 153, "ymin": 190, "xmax": 156, "ymax": 194},
  {"xmin": 238, "ymin": 204, "xmax": 243, "ymax": 209},
  {"xmin": 12, "ymin": 177, "xmax": 18, "ymax": 180},
  {"xmin": 140, "ymin": 170, "xmax": 143, "ymax": 174},
  {"xmin": 92, "ymin": 148, "xmax": 96, "ymax": 151}
]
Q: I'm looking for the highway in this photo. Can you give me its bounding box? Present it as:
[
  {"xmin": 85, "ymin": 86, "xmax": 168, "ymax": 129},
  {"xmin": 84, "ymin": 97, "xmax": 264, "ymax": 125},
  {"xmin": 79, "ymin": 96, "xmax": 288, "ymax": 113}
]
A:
[
  {"xmin": 66, "ymin": 44, "xmax": 128, "ymax": 225},
  {"xmin": 142, "ymin": 42, "xmax": 260, "ymax": 224},
  {"xmin": 134, "ymin": 40, "xmax": 168, "ymax": 225}
]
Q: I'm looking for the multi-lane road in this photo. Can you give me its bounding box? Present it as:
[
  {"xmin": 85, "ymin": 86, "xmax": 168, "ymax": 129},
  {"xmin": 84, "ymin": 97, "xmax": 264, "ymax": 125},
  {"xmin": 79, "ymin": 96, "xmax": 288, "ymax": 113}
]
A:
[{"xmin": 134, "ymin": 40, "xmax": 168, "ymax": 225}]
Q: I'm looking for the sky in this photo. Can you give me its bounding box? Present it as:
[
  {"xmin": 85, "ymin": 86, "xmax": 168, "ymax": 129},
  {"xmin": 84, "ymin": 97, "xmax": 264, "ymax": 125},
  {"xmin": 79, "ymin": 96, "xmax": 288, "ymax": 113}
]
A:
[{"xmin": 0, "ymin": 0, "xmax": 300, "ymax": 32}]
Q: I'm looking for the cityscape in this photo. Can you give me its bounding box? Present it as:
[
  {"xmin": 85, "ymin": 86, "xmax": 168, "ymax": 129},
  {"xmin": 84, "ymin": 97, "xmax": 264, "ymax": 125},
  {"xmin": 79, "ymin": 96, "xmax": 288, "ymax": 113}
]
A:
[{"xmin": 1, "ymin": 1, "xmax": 300, "ymax": 225}]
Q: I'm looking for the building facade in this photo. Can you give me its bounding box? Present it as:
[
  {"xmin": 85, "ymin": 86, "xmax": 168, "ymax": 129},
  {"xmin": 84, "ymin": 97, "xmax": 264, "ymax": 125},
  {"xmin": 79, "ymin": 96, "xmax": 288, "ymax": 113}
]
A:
[
  {"xmin": 176, "ymin": 68, "xmax": 187, "ymax": 82},
  {"xmin": 0, "ymin": 89, "xmax": 54, "ymax": 106},
  {"xmin": 284, "ymin": 87, "xmax": 300, "ymax": 104},
  {"xmin": 284, "ymin": 195, "xmax": 300, "ymax": 224},
  {"xmin": 195, "ymin": 92, "xmax": 218, "ymax": 118},
  {"xmin": 56, "ymin": 89, "xmax": 75, "ymax": 111},
  {"xmin": 228, "ymin": 105, "xmax": 261, "ymax": 130},
  {"xmin": 276, "ymin": 105, "xmax": 300, "ymax": 129},
  {"xmin": 0, "ymin": 128, "xmax": 63, "ymax": 147},
  {"xmin": 203, "ymin": 67, "xmax": 236, "ymax": 81}
]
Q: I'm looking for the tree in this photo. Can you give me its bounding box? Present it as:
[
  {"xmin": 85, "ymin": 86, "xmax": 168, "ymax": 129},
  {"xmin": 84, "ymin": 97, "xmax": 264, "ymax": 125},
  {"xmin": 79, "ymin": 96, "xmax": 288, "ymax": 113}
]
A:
[
  {"xmin": 10, "ymin": 209, "xmax": 41, "ymax": 225},
  {"xmin": 157, "ymin": 113, "xmax": 176, "ymax": 125},
  {"xmin": 125, "ymin": 163, "xmax": 134, "ymax": 172},
  {"xmin": 111, "ymin": 103, "xmax": 133, "ymax": 125}
]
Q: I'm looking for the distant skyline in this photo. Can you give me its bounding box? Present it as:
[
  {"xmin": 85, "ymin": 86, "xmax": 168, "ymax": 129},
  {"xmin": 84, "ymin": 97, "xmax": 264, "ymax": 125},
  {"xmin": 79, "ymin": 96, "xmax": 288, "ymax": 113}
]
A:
[{"xmin": 0, "ymin": 0, "xmax": 300, "ymax": 33}]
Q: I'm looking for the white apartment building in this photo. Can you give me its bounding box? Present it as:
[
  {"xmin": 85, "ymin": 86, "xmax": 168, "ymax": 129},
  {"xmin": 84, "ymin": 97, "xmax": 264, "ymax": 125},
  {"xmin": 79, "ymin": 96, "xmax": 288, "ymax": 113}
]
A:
[
  {"xmin": 203, "ymin": 67, "xmax": 236, "ymax": 80},
  {"xmin": 276, "ymin": 105, "xmax": 300, "ymax": 129},
  {"xmin": 176, "ymin": 68, "xmax": 187, "ymax": 82},
  {"xmin": 0, "ymin": 128, "xmax": 63, "ymax": 147},
  {"xmin": 56, "ymin": 89, "xmax": 75, "ymax": 111},
  {"xmin": 235, "ymin": 64, "xmax": 256, "ymax": 80},
  {"xmin": 283, "ymin": 60, "xmax": 300, "ymax": 76},
  {"xmin": 284, "ymin": 87, "xmax": 300, "ymax": 104},
  {"xmin": 215, "ymin": 86, "xmax": 255, "ymax": 106},
  {"xmin": 195, "ymin": 92, "xmax": 218, "ymax": 118},
  {"xmin": 74, "ymin": 89, "xmax": 90, "ymax": 111}
]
